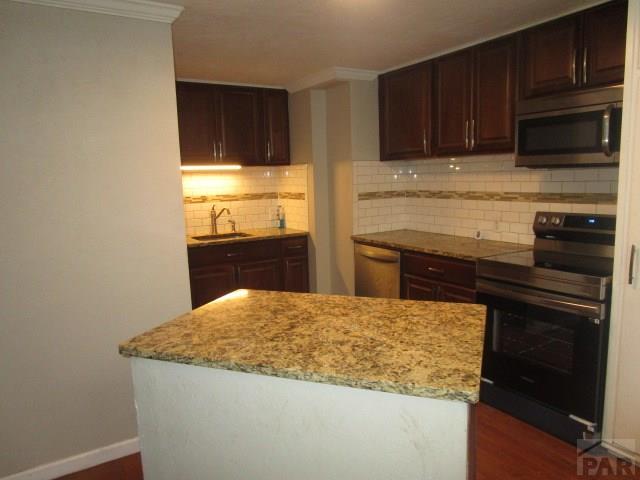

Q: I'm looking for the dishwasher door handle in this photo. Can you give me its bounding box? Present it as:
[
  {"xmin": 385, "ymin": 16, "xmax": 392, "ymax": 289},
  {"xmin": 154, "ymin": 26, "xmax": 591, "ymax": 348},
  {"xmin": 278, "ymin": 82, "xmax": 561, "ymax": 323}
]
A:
[{"xmin": 357, "ymin": 249, "xmax": 399, "ymax": 263}]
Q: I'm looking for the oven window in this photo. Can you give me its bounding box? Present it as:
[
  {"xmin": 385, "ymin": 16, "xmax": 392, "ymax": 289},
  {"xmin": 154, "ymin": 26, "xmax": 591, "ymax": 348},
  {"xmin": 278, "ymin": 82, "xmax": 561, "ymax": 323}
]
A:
[
  {"xmin": 518, "ymin": 110, "xmax": 603, "ymax": 156},
  {"xmin": 492, "ymin": 307, "xmax": 579, "ymax": 374}
]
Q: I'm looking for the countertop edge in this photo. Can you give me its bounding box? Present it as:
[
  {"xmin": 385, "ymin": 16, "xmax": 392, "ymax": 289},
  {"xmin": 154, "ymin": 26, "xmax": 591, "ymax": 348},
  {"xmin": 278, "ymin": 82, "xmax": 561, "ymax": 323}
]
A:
[
  {"xmin": 187, "ymin": 229, "xmax": 308, "ymax": 248},
  {"xmin": 119, "ymin": 345, "xmax": 479, "ymax": 404},
  {"xmin": 351, "ymin": 232, "xmax": 530, "ymax": 261}
]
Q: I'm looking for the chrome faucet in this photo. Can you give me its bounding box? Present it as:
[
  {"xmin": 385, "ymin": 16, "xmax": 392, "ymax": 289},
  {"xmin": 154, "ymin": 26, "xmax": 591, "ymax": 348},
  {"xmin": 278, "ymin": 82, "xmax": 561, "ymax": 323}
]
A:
[{"xmin": 210, "ymin": 204, "xmax": 231, "ymax": 234}]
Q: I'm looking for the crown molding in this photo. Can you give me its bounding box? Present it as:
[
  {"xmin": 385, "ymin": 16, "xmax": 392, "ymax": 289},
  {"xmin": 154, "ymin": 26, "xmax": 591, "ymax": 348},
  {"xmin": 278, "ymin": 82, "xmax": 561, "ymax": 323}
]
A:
[
  {"xmin": 10, "ymin": 0, "xmax": 183, "ymax": 23},
  {"xmin": 287, "ymin": 67, "xmax": 379, "ymax": 93}
]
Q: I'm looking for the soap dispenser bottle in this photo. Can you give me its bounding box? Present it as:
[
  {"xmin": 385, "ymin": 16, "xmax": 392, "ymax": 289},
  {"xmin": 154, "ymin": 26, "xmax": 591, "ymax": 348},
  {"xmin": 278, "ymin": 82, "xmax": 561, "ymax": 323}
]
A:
[{"xmin": 276, "ymin": 205, "xmax": 286, "ymax": 229}]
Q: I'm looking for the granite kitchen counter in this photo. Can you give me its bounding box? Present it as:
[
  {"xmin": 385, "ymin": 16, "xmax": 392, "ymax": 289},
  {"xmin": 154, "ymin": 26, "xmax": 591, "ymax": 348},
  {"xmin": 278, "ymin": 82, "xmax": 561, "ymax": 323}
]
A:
[
  {"xmin": 187, "ymin": 227, "xmax": 307, "ymax": 248},
  {"xmin": 120, "ymin": 289, "xmax": 486, "ymax": 403},
  {"xmin": 352, "ymin": 229, "xmax": 530, "ymax": 261}
]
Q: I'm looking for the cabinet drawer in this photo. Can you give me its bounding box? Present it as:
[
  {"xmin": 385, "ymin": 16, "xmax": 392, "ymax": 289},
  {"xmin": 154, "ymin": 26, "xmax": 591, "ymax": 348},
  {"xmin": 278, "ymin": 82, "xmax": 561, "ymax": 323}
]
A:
[
  {"xmin": 281, "ymin": 236, "xmax": 308, "ymax": 257},
  {"xmin": 188, "ymin": 240, "xmax": 280, "ymax": 268},
  {"xmin": 403, "ymin": 252, "xmax": 475, "ymax": 289}
]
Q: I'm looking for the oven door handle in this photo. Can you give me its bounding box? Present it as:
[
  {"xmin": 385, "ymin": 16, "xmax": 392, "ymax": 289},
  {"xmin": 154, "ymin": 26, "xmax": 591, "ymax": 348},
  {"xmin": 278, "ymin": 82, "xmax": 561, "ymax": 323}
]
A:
[{"xmin": 476, "ymin": 279, "xmax": 605, "ymax": 320}]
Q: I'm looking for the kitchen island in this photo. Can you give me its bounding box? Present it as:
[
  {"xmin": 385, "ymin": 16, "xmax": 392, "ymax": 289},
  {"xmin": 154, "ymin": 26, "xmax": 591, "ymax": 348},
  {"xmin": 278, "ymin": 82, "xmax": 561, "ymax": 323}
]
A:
[{"xmin": 120, "ymin": 289, "xmax": 486, "ymax": 480}]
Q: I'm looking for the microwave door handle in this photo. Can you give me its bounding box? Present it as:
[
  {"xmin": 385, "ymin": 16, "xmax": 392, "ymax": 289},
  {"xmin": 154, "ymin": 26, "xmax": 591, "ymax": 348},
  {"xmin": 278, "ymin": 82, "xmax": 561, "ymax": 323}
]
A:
[{"xmin": 602, "ymin": 104, "xmax": 613, "ymax": 157}]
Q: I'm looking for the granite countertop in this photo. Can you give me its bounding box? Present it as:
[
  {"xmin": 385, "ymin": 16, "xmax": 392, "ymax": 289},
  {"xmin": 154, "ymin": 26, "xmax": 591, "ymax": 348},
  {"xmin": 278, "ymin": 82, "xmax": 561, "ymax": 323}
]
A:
[
  {"xmin": 120, "ymin": 289, "xmax": 486, "ymax": 403},
  {"xmin": 352, "ymin": 229, "xmax": 531, "ymax": 261},
  {"xmin": 187, "ymin": 227, "xmax": 307, "ymax": 248}
]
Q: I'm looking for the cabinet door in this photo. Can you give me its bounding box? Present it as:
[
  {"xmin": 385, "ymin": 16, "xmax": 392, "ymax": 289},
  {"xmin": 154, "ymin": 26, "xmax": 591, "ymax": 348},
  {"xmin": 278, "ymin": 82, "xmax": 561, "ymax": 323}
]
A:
[
  {"xmin": 189, "ymin": 264, "xmax": 236, "ymax": 308},
  {"xmin": 216, "ymin": 87, "xmax": 263, "ymax": 165},
  {"xmin": 402, "ymin": 274, "xmax": 439, "ymax": 301},
  {"xmin": 473, "ymin": 37, "xmax": 516, "ymax": 153},
  {"xmin": 521, "ymin": 16, "xmax": 581, "ymax": 98},
  {"xmin": 263, "ymin": 90, "xmax": 290, "ymax": 165},
  {"xmin": 176, "ymin": 82, "xmax": 215, "ymax": 165},
  {"xmin": 237, "ymin": 259, "xmax": 282, "ymax": 291},
  {"xmin": 283, "ymin": 256, "xmax": 309, "ymax": 293},
  {"xmin": 583, "ymin": 1, "xmax": 627, "ymax": 88},
  {"xmin": 434, "ymin": 50, "xmax": 472, "ymax": 155},
  {"xmin": 379, "ymin": 62, "xmax": 431, "ymax": 160},
  {"xmin": 438, "ymin": 283, "xmax": 476, "ymax": 304}
]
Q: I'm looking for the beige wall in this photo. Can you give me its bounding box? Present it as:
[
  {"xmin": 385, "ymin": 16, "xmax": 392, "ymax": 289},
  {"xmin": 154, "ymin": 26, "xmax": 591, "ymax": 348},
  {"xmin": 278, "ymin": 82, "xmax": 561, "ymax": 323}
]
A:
[
  {"xmin": 0, "ymin": 2, "xmax": 191, "ymax": 476},
  {"xmin": 289, "ymin": 89, "xmax": 333, "ymax": 293},
  {"xmin": 326, "ymin": 83, "xmax": 354, "ymax": 295}
]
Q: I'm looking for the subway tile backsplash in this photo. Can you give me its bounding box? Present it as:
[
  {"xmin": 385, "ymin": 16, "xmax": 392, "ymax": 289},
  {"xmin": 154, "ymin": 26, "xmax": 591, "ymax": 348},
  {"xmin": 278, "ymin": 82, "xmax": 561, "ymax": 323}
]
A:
[
  {"xmin": 182, "ymin": 165, "xmax": 308, "ymax": 236},
  {"xmin": 353, "ymin": 154, "xmax": 618, "ymax": 245}
]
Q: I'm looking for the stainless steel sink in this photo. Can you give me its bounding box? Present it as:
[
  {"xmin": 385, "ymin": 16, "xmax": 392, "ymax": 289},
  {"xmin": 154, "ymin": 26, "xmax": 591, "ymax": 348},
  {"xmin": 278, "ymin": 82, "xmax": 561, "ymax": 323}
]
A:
[{"xmin": 192, "ymin": 232, "xmax": 252, "ymax": 241}]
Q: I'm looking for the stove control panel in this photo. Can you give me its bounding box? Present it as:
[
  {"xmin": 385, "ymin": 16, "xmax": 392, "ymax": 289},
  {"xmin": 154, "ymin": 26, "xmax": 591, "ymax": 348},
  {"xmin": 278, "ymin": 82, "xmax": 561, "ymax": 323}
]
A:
[{"xmin": 533, "ymin": 212, "xmax": 616, "ymax": 243}]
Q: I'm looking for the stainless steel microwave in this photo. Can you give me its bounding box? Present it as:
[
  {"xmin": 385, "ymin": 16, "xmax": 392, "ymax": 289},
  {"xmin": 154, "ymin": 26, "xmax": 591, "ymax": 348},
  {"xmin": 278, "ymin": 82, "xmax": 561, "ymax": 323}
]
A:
[{"xmin": 515, "ymin": 86, "xmax": 623, "ymax": 168}]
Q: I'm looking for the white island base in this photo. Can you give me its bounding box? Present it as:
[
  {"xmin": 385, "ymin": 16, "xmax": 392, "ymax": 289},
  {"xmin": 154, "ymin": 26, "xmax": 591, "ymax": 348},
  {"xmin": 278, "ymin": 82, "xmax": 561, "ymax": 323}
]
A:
[{"xmin": 132, "ymin": 357, "xmax": 475, "ymax": 480}]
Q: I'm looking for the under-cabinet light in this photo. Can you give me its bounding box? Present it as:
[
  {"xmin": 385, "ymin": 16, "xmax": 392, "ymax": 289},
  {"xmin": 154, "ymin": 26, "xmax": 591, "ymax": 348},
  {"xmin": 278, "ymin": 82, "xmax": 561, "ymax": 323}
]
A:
[{"xmin": 180, "ymin": 165, "xmax": 242, "ymax": 171}]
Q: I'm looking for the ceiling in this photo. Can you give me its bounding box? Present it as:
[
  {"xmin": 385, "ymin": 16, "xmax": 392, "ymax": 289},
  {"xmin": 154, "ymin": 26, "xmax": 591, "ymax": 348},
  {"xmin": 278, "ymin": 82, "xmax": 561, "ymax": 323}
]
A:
[{"xmin": 171, "ymin": 0, "xmax": 602, "ymax": 90}]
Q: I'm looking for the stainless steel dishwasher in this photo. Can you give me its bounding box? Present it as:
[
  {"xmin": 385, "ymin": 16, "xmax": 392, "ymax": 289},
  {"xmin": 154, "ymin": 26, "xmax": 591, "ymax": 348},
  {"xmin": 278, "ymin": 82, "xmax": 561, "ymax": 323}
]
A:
[{"xmin": 354, "ymin": 243, "xmax": 400, "ymax": 298}]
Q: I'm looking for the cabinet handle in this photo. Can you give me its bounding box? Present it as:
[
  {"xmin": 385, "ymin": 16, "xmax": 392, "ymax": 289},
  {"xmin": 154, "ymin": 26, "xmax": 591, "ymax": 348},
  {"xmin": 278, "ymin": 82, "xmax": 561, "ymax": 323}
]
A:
[
  {"xmin": 226, "ymin": 252, "xmax": 242, "ymax": 258},
  {"xmin": 267, "ymin": 140, "xmax": 272, "ymax": 161},
  {"xmin": 630, "ymin": 245, "xmax": 637, "ymax": 285},
  {"xmin": 470, "ymin": 119, "xmax": 475, "ymax": 150},
  {"xmin": 218, "ymin": 141, "xmax": 223, "ymax": 160},
  {"xmin": 582, "ymin": 47, "xmax": 588, "ymax": 85},
  {"xmin": 422, "ymin": 129, "xmax": 427, "ymax": 154},
  {"xmin": 287, "ymin": 245, "xmax": 304, "ymax": 250},
  {"xmin": 213, "ymin": 142, "xmax": 218, "ymax": 160},
  {"xmin": 465, "ymin": 120, "xmax": 469, "ymax": 150},
  {"xmin": 427, "ymin": 266, "xmax": 445, "ymax": 275},
  {"xmin": 572, "ymin": 49, "xmax": 577, "ymax": 85}
]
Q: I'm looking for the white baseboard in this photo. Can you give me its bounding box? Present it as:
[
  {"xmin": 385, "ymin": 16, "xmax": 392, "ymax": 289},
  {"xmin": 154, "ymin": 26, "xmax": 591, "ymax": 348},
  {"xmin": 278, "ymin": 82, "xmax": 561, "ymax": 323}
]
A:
[
  {"xmin": 1, "ymin": 437, "xmax": 139, "ymax": 480},
  {"xmin": 603, "ymin": 441, "xmax": 640, "ymax": 466}
]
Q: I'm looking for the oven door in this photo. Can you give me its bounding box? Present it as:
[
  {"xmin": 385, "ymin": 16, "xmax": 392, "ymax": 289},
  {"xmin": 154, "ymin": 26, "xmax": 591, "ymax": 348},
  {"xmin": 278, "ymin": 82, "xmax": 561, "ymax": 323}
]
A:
[
  {"xmin": 515, "ymin": 103, "xmax": 622, "ymax": 167},
  {"xmin": 477, "ymin": 279, "xmax": 608, "ymax": 424}
]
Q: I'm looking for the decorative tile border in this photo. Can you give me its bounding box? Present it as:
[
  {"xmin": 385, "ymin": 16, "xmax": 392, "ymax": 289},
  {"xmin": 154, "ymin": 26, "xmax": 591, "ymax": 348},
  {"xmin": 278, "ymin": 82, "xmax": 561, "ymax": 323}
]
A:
[
  {"xmin": 278, "ymin": 192, "xmax": 306, "ymax": 200},
  {"xmin": 358, "ymin": 190, "xmax": 617, "ymax": 204},
  {"xmin": 184, "ymin": 192, "xmax": 305, "ymax": 204}
]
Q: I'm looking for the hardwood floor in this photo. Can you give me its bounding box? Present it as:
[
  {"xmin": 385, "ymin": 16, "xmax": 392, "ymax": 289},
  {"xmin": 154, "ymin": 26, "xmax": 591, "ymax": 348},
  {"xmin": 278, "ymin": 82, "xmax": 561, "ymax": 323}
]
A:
[
  {"xmin": 54, "ymin": 453, "xmax": 142, "ymax": 480},
  {"xmin": 54, "ymin": 403, "xmax": 638, "ymax": 480},
  {"xmin": 477, "ymin": 403, "xmax": 640, "ymax": 480}
]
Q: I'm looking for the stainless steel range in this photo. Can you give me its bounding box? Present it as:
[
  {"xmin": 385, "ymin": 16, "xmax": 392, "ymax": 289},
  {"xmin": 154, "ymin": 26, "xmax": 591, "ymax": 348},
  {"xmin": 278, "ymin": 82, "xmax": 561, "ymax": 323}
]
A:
[{"xmin": 477, "ymin": 212, "xmax": 615, "ymax": 444}]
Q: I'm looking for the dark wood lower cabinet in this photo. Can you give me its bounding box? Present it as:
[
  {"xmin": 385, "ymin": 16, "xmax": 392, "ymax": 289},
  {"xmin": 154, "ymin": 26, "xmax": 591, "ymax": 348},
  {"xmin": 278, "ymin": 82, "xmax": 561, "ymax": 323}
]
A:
[
  {"xmin": 401, "ymin": 251, "xmax": 477, "ymax": 304},
  {"xmin": 283, "ymin": 256, "xmax": 309, "ymax": 293},
  {"xmin": 439, "ymin": 283, "xmax": 476, "ymax": 303},
  {"xmin": 237, "ymin": 259, "xmax": 281, "ymax": 291},
  {"xmin": 188, "ymin": 236, "xmax": 309, "ymax": 308},
  {"xmin": 403, "ymin": 274, "xmax": 440, "ymax": 301}
]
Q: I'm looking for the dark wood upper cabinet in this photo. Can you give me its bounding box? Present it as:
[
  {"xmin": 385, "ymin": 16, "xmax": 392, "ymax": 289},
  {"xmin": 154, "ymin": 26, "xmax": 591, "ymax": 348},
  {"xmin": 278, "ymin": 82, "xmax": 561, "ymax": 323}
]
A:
[
  {"xmin": 434, "ymin": 50, "xmax": 472, "ymax": 156},
  {"xmin": 434, "ymin": 37, "xmax": 515, "ymax": 156},
  {"xmin": 176, "ymin": 82, "xmax": 290, "ymax": 166},
  {"xmin": 216, "ymin": 87, "xmax": 263, "ymax": 164},
  {"xmin": 176, "ymin": 82, "xmax": 216, "ymax": 165},
  {"xmin": 262, "ymin": 89, "xmax": 290, "ymax": 165},
  {"xmin": 583, "ymin": 1, "xmax": 627, "ymax": 88},
  {"xmin": 473, "ymin": 37, "xmax": 516, "ymax": 153},
  {"xmin": 379, "ymin": 62, "xmax": 431, "ymax": 160},
  {"xmin": 520, "ymin": 1, "xmax": 627, "ymax": 99},
  {"xmin": 521, "ymin": 16, "xmax": 580, "ymax": 99}
]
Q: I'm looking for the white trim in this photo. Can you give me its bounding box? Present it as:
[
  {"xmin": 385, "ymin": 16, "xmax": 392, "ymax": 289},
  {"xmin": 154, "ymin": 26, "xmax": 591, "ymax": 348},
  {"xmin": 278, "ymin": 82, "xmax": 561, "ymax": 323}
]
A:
[
  {"xmin": 176, "ymin": 77, "xmax": 285, "ymax": 90},
  {"xmin": 602, "ymin": 441, "xmax": 640, "ymax": 466},
  {"xmin": 287, "ymin": 67, "xmax": 379, "ymax": 93},
  {"xmin": 380, "ymin": 0, "xmax": 609, "ymax": 74},
  {"xmin": 1, "ymin": 438, "xmax": 140, "ymax": 480},
  {"xmin": 603, "ymin": 0, "xmax": 640, "ymax": 445},
  {"xmin": 9, "ymin": 0, "xmax": 183, "ymax": 23}
]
